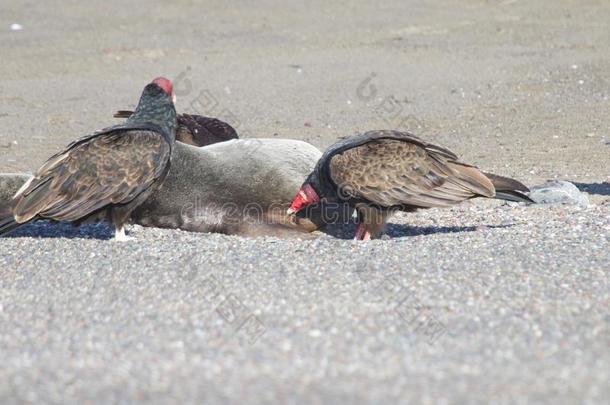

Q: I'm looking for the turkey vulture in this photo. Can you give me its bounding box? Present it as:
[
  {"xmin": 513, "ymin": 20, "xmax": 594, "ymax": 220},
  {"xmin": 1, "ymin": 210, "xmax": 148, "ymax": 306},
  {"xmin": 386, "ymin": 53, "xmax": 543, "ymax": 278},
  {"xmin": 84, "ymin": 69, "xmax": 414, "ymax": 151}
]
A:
[
  {"xmin": 0, "ymin": 77, "xmax": 177, "ymax": 241},
  {"xmin": 287, "ymin": 130, "xmax": 533, "ymax": 240},
  {"xmin": 114, "ymin": 110, "xmax": 238, "ymax": 146}
]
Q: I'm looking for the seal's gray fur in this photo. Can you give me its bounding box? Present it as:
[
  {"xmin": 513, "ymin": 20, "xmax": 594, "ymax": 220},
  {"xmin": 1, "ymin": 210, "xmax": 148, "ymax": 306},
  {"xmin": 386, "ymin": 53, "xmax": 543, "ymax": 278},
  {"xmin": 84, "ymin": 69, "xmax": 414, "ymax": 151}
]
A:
[
  {"xmin": 1, "ymin": 139, "xmax": 322, "ymax": 236},
  {"xmin": 133, "ymin": 139, "xmax": 322, "ymax": 235},
  {"xmin": 0, "ymin": 174, "xmax": 33, "ymax": 213}
]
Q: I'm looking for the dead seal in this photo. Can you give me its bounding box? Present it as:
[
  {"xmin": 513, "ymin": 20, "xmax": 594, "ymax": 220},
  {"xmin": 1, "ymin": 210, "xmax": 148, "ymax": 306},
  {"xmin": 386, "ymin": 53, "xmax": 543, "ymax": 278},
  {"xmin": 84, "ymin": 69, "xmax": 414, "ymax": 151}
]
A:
[
  {"xmin": 0, "ymin": 138, "xmax": 324, "ymax": 238},
  {"xmin": 0, "ymin": 174, "xmax": 32, "ymax": 213},
  {"xmin": 132, "ymin": 138, "xmax": 324, "ymax": 236}
]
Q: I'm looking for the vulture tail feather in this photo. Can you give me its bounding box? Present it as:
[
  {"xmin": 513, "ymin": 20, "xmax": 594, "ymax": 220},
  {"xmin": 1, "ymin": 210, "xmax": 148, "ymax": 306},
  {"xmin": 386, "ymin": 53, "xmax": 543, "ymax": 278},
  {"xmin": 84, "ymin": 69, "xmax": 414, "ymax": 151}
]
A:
[
  {"xmin": 113, "ymin": 110, "xmax": 134, "ymax": 119},
  {"xmin": 483, "ymin": 172, "xmax": 535, "ymax": 203},
  {"xmin": 494, "ymin": 190, "xmax": 534, "ymax": 203},
  {"xmin": 0, "ymin": 214, "xmax": 23, "ymax": 236}
]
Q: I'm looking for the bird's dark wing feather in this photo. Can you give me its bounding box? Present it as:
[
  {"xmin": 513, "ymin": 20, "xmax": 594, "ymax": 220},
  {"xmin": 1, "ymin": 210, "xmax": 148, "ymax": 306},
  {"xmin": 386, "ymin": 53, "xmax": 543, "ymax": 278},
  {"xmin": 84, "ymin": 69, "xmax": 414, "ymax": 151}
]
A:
[
  {"xmin": 328, "ymin": 137, "xmax": 495, "ymax": 208},
  {"xmin": 114, "ymin": 110, "xmax": 238, "ymax": 146},
  {"xmin": 113, "ymin": 110, "xmax": 133, "ymax": 119},
  {"xmin": 12, "ymin": 130, "xmax": 171, "ymax": 223},
  {"xmin": 177, "ymin": 114, "xmax": 238, "ymax": 146}
]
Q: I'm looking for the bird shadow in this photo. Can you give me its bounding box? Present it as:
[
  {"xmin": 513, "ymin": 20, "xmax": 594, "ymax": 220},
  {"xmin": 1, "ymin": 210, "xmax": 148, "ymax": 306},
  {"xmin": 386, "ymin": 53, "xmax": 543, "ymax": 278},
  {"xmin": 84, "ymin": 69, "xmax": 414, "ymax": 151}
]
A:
[
  {"xmin": 573, "ymin": 182, "xmax": 610, "ymax": 196},
  {"xmin": 2, "ymin": 221, "xmax": 114, "ymax": 240},
  {"xmin": 321, "ymin": 221, "xmax": 515, "ymax": 240}
]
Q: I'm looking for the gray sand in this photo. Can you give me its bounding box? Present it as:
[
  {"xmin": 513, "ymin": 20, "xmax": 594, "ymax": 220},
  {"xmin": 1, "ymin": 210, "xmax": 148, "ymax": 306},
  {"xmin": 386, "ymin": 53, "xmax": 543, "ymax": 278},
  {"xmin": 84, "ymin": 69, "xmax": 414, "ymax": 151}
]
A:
[{"xmin": 0, "ymin": 0, "xmax": 609, "ymax": 404}]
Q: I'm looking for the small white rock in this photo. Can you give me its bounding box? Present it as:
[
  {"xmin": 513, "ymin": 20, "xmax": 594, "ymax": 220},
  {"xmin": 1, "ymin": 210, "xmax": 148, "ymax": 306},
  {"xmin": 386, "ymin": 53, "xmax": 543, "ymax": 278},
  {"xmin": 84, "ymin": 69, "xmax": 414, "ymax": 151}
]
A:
[
  {"xmin": 308, "ymin": 329, "xmax": 322, "ymax": 337},
  {"xmin": 528, "ymin": 181, "xmax": 589, "ymax": 208},
  {"xmin": 10, "ymin": 23, "xmax": 23, "ymax": 31}
]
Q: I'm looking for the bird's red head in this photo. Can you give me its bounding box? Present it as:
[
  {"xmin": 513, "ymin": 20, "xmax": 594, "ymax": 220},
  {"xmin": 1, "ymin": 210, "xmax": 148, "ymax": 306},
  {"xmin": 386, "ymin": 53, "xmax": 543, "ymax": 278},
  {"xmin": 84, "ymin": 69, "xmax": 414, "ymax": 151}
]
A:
[
  {"xmin": 152, "ymin": 77, "xmax": 176, "ymax": 103},
  {"xmin": 287, "ymin": 183, "xmax": 320, "ymax": 215}
]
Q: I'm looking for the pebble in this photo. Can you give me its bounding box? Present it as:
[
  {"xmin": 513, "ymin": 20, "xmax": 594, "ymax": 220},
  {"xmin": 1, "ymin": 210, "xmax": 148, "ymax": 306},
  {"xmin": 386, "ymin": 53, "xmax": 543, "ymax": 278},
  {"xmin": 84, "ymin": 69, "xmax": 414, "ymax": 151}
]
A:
[{"xmin": 528, "ymin": 180, "xmax": 590, "ymax": 208}]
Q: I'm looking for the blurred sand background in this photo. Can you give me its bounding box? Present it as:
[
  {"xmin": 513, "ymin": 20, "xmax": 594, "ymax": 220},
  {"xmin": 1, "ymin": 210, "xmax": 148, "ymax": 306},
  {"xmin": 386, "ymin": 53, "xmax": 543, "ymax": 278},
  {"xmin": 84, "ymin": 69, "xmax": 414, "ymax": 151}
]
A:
[{"xmin": 1, "ymin": 0, "xmax": 608, "ymax": 187}]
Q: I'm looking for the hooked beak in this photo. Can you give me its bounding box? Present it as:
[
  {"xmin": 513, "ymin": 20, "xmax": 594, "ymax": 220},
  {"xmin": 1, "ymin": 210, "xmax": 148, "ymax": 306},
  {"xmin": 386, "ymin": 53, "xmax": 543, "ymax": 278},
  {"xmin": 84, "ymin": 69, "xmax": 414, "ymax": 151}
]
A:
[{"xmin": 287, "ymin": 184, "xmax": 320, "ymax": 216}]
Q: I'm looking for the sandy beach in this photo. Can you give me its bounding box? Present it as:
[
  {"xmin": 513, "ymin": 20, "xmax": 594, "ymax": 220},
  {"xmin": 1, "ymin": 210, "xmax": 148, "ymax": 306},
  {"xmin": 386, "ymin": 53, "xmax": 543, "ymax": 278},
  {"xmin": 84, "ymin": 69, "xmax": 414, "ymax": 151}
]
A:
[{"xmin": 1, "ymin": 1, "xmax": 609, "ymax": 403}]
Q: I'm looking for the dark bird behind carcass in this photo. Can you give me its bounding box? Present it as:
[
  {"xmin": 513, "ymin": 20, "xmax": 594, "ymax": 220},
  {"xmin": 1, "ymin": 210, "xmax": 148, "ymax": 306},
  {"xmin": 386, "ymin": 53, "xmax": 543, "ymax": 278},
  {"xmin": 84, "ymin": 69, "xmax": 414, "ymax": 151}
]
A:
[
  {"xmin": 114, "ymin": 110, "xmax": 238, "ymax": 147},
  {"xmin": 0, "ymin": 77, "xmax": 177, "ymax": 241},
  {"xmin": 287, "ymin": 130, "xmax": 533, "ymax": 240}
]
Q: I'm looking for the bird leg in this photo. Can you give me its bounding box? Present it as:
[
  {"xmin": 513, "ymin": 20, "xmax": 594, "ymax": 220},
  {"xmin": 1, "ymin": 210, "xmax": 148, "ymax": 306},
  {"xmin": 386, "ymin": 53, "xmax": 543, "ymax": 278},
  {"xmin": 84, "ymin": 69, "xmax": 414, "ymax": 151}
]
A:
[
  {"xmin": 354, "ymin": 204, "xmax": 392, "ymax": 240},
  {"xmin": 354, "ymin": 223, "xmax": 371, "ymax": 240},
  {"xmin": 114, "ymin": 225, "xmax": 134, "ymax": 242},
  {"xmin": 111, "ymin": 208, "xmax": 134, "ymax": 242}
]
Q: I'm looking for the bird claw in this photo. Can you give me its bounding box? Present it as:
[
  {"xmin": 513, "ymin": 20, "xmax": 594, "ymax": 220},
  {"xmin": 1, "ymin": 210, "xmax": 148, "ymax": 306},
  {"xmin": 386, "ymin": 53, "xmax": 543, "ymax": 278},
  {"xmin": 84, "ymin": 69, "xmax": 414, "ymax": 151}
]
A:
[
  {"xmin": 114, "ymin": 226, "xmax": 134, "ymax": 242},
  {"xmin": 353, "ymin": 224, "xmax": 371, "ymax": 241}
]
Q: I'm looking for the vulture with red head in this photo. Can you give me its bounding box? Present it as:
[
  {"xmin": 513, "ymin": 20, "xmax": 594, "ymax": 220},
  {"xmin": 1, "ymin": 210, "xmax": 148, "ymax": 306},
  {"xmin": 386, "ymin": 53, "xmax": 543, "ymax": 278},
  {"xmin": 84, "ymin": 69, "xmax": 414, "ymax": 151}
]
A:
[
  {"xmin": 288, "ymin": 130, "xmax": 533, "ymax": 240},
  {"xmin": 0, "ymin": 77, "xmax": 177, "ymax": 241}
]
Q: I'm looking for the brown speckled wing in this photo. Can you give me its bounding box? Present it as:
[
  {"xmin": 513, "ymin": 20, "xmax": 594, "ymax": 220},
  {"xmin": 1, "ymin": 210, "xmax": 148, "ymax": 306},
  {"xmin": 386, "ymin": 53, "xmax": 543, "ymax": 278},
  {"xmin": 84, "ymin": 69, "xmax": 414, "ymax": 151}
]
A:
[
  {"xmin": 328, "ymin": 138, "xmax": 495, "ymax": 208},
  {"xmin": 12, "ymin": 130, "xmax": 170, "ymax": 222}
]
